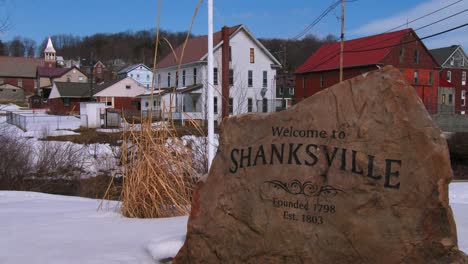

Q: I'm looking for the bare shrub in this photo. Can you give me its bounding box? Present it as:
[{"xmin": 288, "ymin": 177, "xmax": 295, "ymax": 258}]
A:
[
  {"xmin": 34, "ymin": 141, "xmax": 86, "ymax": 180},
  {"xmin": 0, "ymin": 127, "xmax": 34, "ymax": 189}
]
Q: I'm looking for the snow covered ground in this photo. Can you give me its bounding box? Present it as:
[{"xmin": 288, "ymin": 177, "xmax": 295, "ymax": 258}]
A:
[{"xmin": 0, "ymin": 183, "xmax": 467, "ymax": 264}]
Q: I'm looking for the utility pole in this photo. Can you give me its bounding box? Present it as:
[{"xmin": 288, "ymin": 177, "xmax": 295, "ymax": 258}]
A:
[
  {"xmin": 207, "ymin": 0, "xmax": 215, "ymax": 168},
  {"xmin": 339, "ymin": 0, "xmax": 345, "ymax": 82}
]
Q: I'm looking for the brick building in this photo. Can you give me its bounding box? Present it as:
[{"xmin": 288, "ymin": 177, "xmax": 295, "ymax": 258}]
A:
[
  {"xmin": 0, "ymin": 56, "xmax": 44, "ymax": 96},
  {"xmin": 295, "ymin": 29, "xmax": 440, "ymax": 113},
  {"xmin": 430, "ymin": 45, "xmax": 468, "ymax": 114}
]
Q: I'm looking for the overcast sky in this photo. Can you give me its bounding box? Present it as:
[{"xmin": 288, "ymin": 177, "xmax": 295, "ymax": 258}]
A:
[{"xmin": 1, "ymin": 0, "xmax": 466, "ymax": 50}]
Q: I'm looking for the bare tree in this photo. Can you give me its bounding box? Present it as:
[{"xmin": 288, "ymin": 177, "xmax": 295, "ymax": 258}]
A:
[{"xmin": 22, "ymin": 38, "xmax": 36, "ymax": 57}]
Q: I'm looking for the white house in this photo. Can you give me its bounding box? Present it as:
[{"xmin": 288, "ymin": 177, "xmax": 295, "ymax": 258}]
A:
[
  {"xmin": 93, "ymin": 77, "xmax": 147, "ymax": 110},
  {"xmin": 141, "ymin": 24, "xmax": 281, "ymax": 123},
  {"xmin": 117, "ymin": 63, "xmax": 153, "ymax": 88}
]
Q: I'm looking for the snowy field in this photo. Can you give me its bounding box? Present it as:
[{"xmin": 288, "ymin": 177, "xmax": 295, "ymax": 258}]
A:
[{"xmin": 0, "ymin": 183, "xmax": 467, "ymax": 264}]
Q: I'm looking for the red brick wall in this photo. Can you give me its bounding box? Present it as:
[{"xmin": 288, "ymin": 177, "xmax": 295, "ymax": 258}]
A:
[
  {"xmin": 295, "ymin": 66, "xmax": 377, "ymax": 99},
  {"xmin": 49, "ymin": 98, "xmax": 83, "ymax": 115},
  {"xmin": 3, "ymin": 77, "xmax": 36, "ymax": 95},
  {"xmin": 440, "ymin": 69, "xmax": 468, "ymax": 112},
  {"xmin": 96, "ymin": 97, "xmax": 140, "ymax": 111}
]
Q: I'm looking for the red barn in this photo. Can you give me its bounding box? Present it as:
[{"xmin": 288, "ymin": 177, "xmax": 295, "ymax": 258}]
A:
[{"xmin": 295, "ymin": 28, "xmax": 440, "ymax": 114}]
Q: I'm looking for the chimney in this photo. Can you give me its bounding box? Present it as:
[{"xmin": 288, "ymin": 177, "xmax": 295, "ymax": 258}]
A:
[{"xmin": 221, "ymin": 26, "xmax": 230, "ymax": 119}]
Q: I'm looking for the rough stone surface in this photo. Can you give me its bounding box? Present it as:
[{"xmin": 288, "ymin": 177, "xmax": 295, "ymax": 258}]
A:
[{"xmin": 175, "ymin": 66, "xmax": 468, "ymax": 263}]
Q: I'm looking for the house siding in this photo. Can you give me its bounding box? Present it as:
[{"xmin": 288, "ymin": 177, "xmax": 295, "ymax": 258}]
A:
[
  {"xmin": 2, "ymin": 77, "xmax": 36, "ymax": 95},
  {"xmin": 0, "ymin": 84, "xmax": 24, "ymax": 102},
  {"xmin": 48, "ymin": 98, "xmax": 84, "ymax": 115}
]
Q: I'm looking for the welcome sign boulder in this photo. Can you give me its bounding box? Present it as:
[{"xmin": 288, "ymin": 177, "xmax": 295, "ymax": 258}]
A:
[{"xmin": 175, "ymin": 66, "xmax": 468, "ymax": 263}]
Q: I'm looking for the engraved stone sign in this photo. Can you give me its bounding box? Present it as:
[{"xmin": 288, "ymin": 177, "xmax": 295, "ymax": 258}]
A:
[{"xmin": 175, "ymin": 66, "xmax": 467, "ymax": 263}]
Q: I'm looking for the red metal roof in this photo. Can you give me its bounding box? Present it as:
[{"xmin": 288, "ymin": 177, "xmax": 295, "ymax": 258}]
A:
[
  {"xmin": 156, "ymin": 25, "xmax": 242, "ymax": 69},
  {"xmin": 295, "ymin": 29, "xmax": 412, "ymax": 74}
]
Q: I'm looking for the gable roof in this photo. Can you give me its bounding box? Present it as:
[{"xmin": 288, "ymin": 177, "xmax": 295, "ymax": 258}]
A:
[
  {"xmin": 430, "ymin": 45, "xmax": 462, "ymax": 65},
  {"xmin": 51, "ymin": 79, "xmax": 120, "ymax": 98},
  {"xmin": 295, "ymin": 29, "xmax": 413, "ymax": 74},
  {"xmin": 156, "ymin": 24, "xmax": 281, "ymax": 69},
  {"xmin": 93, "ymin": 77, "xmax": 147, "ymax": 97},
  {"xmin": 0, "ymin": 56, "xmax": 45, "ymax": 78},
  {"xmin": 117, "ymin": 63, "xmax": 151, "ymax": 75}
]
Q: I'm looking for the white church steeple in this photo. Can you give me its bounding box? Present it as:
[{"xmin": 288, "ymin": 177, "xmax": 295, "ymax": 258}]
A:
[{"xmin": 44, "ymin": 36, "xmax": 56, "ymax": 67}]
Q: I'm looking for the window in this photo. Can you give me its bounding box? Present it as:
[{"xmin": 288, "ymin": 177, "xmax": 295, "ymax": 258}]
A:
[
  {"xmin": 12, "ymin": 89, "xmax": 17, "ymax": 92},
  {"xmin": 214, "ymin": 68, "xmax": 218, "ymax": 85},
  {"xmin": 106, "ymin": 101, "xmax": 112, "ymax": 106},
  {"xmin": 97, "ymin": 68, "xmax": 102, "ymax": 74},
  {"xmin": 214, "ymin": 97, "xmax": 218, "ymax": 114},
  {"xmin": 158, "ymin": 73, "xmax": 161, "ymax": 87},
  {"xmin": 248, "ymin": 70, "xmax": 253, "ymax": 87},
  {"xmin": 145, "ymin": 101, "xmax": 149, "ymax": 107},
  {"xmin": 262, "ymin": 71, "xmax": 267, "ymax": 87},
  {"xmin": 66, "ymin": 75, "xmax": 71, "ymax": 82},
  {"xmin": 193, "ymin": 68, "xmax": 197, "ymax": 84},
  {"xmin": 442, "ymin": 94, "xmax": 446, "ymax": 104},
  {"xmin": 462, "ymin": 71, "xmax": 466, "ymax": 85},
  {"xmin": 78, "ymin": 76, "xmax": 84, "ymax": 81},
  {"xmin": 450, "ymin": 57, "xmax": 455, "ymax": 66},
  {"xmin": 229, "ymin": 46, "xmax": 232, "ymax": 62},
  {"xmin": 17, "ymin": 79, "xmax": 22, "ymax": 87},
  {"xmin": 175, "ymin": 71, "xmax": 179, "ymax": 87},
  {"xmin": 320, "ymin": 74, "xmax": 324, "ymax": 88},
  {"xmin": 449, "ymin": 94, "xmax": 453, "ymax": 104},
  {"xmin": 131, "ymin": 74, "xmax": 133, "ymax": 78},
  {"xmin": 289, "ymin": 87, "xmax": 295, "ymax": 95},
  {"xmin": 182, "ymin": 70, "xmax": 186, "ymax": 86},
  {"xmin": 229, "ymin": 69, "xmax": 234, "ymax": 85},
  {"xmin": 462, "ymin": 90, "xmax": 466, "ymax": 106},
  {"xmin": 399, "ymin": 47, "xmax": 405, "ymax": 63},
  {"xmin": 125, "ymin": 85, "xmax": 131, "ymax": 89},
  {"xmin": 279, "ymin": 87, "xmax": 284, "ymax": 95},
  {"xmin": 229, "ymin": 97, "xmax": 233, "ymax": 114},
  {"xmin": 262, "ymin": 98, "xmax": 268, "ymax": 113},
  {"xmin": 413, "ymin": 71, "xmax": 419, "ymax": 85},
  {"xmin": 428, "ymin": 72, "xmax": 433, "ymax": 85},
  {"xmin": 153, "ymin": 100, "xmax": 157, "ymax": 107},
  {"xmin": 447, "ymin": 71, "xmax": 452, "ymax": 82},
  {"xmin": 414, "ymin": 49, "xmax": 419, "ymax": 64},
  {"xmin": 250, "ymin": 48, "xmax": 255, "ymax": 63},
  {"xmin": 168, "ymin": 72, "xmax": 171, "ymax": 87},
  {"xmin": 63, "ymin": 98, "xmax": 70, "ymax": 107},
  {"xmin": 248, "ymin": 98, "xmax": 253, "ymax": 112},
  {"xmin": 0, "ymin": 89, "xmax": 3, "ymax": 92},
  {"xmin": 147, "ymin": 75, "xmax": 150, "ymax": 81}
]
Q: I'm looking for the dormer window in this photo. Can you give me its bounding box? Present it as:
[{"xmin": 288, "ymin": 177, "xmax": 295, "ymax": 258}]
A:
[{"xmin": 450, "ymin": 57, "xmax": 455, "ymax": 66}]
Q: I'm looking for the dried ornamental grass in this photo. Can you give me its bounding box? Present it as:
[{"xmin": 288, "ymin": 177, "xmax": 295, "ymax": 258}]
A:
[{"xmin": 119, "ymin": 119, "xmax": 198, "ymax": 218}]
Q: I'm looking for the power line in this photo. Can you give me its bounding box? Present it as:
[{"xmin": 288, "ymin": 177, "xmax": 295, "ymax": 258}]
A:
[
  {"xmin": 300, "ymin": 3, "xmax": 468, "ymax": 73},
  {"xmin": 291, "ymin": 0, "xmax": 358, "ymax": 40},
  {"xmin": 414, "ymin": 8, "xmax": 468, "ymax": 31},
  {"xmin": 299, "ymin": 23, "xmax": 468, "ymax": 72},
  {"xmin": 383, "ymin": 0, "xmax": 464, "ymax": 33},
  {"xmin": 346, "ymin": 23, "xmax": 468, "ymax": 53}
]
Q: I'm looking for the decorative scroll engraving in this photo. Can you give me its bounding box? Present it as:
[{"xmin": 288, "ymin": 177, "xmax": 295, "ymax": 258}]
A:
[{"xmin": 264, "ymin": 179, "xmax": 344, "ymax": 198}]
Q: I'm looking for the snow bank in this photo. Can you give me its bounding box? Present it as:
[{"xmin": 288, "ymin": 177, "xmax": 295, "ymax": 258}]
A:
[{"xmin": 0, "ymin": 190, "xmax": 188, "ymax": 264}]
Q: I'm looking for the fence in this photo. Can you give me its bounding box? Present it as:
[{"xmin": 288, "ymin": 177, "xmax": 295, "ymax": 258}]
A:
[{"xmin": 5, "ymin": 110, "xmax": 81, "ymax": 132}]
